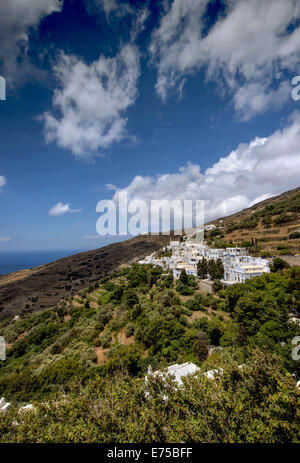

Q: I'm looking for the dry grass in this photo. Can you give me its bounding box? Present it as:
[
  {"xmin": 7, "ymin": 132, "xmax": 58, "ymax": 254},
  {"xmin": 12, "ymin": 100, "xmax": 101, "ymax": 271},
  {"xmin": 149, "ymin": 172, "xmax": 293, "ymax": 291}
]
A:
[
  {"xmin": 95, "ymin": 346, "xmax": 109, "ymax": 365},
  {"xmin": 117, "ymin": 329, "xmax": 135, "ymax": 346}
]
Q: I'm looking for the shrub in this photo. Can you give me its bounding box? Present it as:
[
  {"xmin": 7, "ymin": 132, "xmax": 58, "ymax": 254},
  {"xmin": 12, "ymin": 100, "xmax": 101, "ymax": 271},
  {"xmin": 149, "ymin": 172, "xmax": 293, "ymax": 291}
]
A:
[
  {"xmin": 213, "ymin": 279, "xmax": 222, "ymax": 293},
  {"xmin": 271, "ymin": 258, "xmax": 290, "ymax": 272},
  {"xmin": 176, "ymin": 282, "xmax": 194, "ymax": 295},
  {"xmin": 289, "ymin": 231, "xmax": 300, "ymax": 239},
  {"xmin": 192, "ymin": 330, "xmax": 209, "ymax": 362},
  {"xmin": 1, "ymin": 350, "xmax": 299, "ymax": 443},
  {"xmin": 123, "ymin": 290, "xmax": 139, "ymax": 309},
  {"xmin": 100, "ymin": 332, "xmax": 112, "ymax": 349},
  {"xmin": 125, "ymin": 323, "xmax": 135, "ymax": 338}
]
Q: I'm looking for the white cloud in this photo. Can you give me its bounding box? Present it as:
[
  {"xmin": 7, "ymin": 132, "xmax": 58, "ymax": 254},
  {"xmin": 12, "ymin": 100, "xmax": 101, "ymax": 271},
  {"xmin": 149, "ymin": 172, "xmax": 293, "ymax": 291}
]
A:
[
  {"xmin": 150, "ymin": 0, "xmax": 300, "ymax": 118},
  {"xmin": 0, "ymin": 176, "xmax": 6, "ymax": 189},
  {"xmin": 233, "ymin": 82, "xmax": 292, "ymax": 121},
  {"xmin": 0, "ymin": 0, "xmax": 62, "ymax": 85},
  {"xmin": 86, "ymin": 0, "xmax": 133, "ymax": 19},
  {"xmin": 86, "ymin": 0, "xmax": 148, "ymax": 39},
  {"xmin": 130, "ymin": 7, "xmax": 150, "ymax": 42},
  {"xmin": 0, "ymin": 236, "xmax": 12, "ymax": 242},
  {"xmin": 111, "ymin": 112, "xmax": 300, "ymax": 223},
  {"xmin": 105, "ymin": 183, "xmax": 118, "ymax": 191},
  {"xmin": 42, "ymin": 44, "xmax": 140, "ymax": 158},
  {"xmin": 49, "ymin": 202, "xmax": 82, "ymax": 216},
  {"xmin": 249, "ymin": 194, "xmax": 275, "ymax": 207}
]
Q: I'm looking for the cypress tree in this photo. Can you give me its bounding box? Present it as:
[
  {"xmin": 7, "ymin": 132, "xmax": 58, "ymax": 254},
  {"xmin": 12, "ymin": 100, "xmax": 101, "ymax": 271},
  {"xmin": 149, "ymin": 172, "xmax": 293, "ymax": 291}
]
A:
[
  {"xmin": 179, "ymin": 268, "xmax": 188, "ymax": 285},
  {"xmin": 197, "ymin": 257, "xmax": 208, "ymax": 279}
]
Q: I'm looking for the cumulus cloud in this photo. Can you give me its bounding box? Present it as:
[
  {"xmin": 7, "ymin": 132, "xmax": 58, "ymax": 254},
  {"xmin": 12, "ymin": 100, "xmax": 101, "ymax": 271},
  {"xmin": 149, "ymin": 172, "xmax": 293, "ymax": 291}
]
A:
[
  {"xmin": 49, "ymin": 202, "xmax": 82, "ymax": 216},
  {"xmin": 42, "ymin": 44, "xmax": 140, "ymax": 157},
  {"xmin": 0, "ymin": 237, "xmax": 12, "ymax": 242},
  {"xmin": 110, "ymin": 113, "xmax": 300, "ymax": 224},
  {"xmin": 233, "ymin": 82, "xmax": 292, "ymax": 121},
  {"xmin": 150, "ymin": 0, "xmax": 300, "ymax": 119},
  {"xmin": 0, "ymin": 0, "xmax": 62, "ymax": 85}
]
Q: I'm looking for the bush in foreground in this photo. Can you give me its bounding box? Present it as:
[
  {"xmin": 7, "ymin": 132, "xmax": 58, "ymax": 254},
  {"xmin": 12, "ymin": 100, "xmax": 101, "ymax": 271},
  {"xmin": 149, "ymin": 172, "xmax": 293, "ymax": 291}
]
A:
[{"xmin": 0, "ymin": 349, "xmax": 299, "ymax": 443}]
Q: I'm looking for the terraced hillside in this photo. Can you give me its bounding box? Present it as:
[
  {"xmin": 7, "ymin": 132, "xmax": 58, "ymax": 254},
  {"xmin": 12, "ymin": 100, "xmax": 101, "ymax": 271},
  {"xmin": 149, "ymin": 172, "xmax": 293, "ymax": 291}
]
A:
[{"xmin": 205, "ymin": 187, "xmax": 300, "ymax": 257}]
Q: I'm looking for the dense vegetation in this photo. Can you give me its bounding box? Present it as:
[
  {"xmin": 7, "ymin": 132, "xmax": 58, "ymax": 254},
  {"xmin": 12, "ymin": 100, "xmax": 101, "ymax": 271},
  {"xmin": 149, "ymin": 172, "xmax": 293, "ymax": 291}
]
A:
[
  {"xmin": 0, "ymin": 263, "xmax": 299, "ymax": 442},
  {"xmin": 0, "ymin": 349, "xmax": 299, "ymax": 443},
  {"xmin": 226, "ymin": 192, "xmax": 300, "ymax": 233}
]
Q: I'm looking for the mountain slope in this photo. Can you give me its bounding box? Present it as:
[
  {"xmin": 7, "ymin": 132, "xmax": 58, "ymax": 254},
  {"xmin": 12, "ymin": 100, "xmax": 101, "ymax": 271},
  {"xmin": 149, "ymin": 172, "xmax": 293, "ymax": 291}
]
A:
[
  {"xmin": 0, "ymin": 261, "xmax": 299, "ymax": 443},
  {"xmin": 205, "ymin": 186, "xmax": 300, "ymax": 256},
  {"xmin": 0, "ymin": 234, "xmax": 172, "ymax": 319}
]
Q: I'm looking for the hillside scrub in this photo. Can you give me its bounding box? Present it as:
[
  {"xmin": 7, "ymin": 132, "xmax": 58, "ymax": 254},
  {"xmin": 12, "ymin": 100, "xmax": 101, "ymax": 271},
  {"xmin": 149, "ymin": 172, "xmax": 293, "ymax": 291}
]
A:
[
  {"xmin": 0, "ymin": 264, "xmax": 299, "ymax": 442},
  {"xmin": 0, "ymin": 349, "xmax": 299, "ymax": 443}
]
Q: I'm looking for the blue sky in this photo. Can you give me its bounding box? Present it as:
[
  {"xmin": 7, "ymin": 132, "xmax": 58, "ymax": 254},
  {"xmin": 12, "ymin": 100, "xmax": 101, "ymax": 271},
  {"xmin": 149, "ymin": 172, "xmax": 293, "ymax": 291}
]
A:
[{"xmin": 1, "ymin": 0, "xmax": 300, "ymax": 251}]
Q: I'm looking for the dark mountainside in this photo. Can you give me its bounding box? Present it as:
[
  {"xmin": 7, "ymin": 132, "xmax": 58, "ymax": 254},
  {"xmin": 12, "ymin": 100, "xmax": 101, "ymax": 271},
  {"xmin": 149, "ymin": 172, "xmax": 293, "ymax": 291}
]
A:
[{"xmin": 0, "ymin": 234, "xmax": 173, "ymax": 319}]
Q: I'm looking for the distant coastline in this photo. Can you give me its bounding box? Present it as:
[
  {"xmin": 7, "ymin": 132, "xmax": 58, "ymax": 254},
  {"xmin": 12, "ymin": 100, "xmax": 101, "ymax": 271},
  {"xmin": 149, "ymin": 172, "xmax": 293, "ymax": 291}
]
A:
[{"xmin": 0, "ymin": 250, "xmax": 84, "ymax": 275}]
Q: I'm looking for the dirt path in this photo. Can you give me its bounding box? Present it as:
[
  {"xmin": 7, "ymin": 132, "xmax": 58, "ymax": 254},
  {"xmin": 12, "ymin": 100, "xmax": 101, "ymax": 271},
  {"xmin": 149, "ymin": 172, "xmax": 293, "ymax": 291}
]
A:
[
  {"xmin": 117, "ymin": 329, "xmax": 135, "ymax": 345},
  {"xmin": 188, "ymin": 310, "xmax": 211, "ymax": 321},
  {"xmin": 277, "ymin": 255, "xmax": 300, "ymax": 266},
  {"xmin": 95, "ymin": 346, "xmax": 109, "ymax": 365}
]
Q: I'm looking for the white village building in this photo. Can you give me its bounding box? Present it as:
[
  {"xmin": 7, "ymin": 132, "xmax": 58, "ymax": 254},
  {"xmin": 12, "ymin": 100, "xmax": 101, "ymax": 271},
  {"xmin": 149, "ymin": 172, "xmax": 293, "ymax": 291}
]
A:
[
  {"xmin": 222, "ymin": 255, "xmax": 270, "ymax": 285},
  {"xmin": 0, "ymin": 397, "xmax": 11, "ymax": 413},
  {"xmin": 138, "ymin": 238, "xmax": 270, "ymax": 284},
  {"xmin": 145, "ymin": 362, "xmax": 200, "ymax": 387},
  {"xmin": 145, "ymin": 362, "xmax": 227, "ymax": 400}
]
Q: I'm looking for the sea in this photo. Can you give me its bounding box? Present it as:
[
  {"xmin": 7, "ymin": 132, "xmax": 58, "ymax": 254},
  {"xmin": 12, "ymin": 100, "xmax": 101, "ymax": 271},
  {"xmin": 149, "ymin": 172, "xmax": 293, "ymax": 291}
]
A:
[{"xmin": 0, "ymin": 250, "xmax": 84, "ymax": 275}]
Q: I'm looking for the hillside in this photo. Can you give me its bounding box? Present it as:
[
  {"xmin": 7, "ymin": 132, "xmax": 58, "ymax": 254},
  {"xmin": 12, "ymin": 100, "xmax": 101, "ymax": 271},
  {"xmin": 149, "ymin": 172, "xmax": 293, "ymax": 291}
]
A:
[
  {"xmin": 0, "ymin": 234, "xmax": 173, "ymax": 319},
  {"xmin": 205, "ymin": 186, "xmax": 300, "ymax": 258},
  {"xmin": 0, "ymin": 263, "xmax": 299, "ymax": 442}
]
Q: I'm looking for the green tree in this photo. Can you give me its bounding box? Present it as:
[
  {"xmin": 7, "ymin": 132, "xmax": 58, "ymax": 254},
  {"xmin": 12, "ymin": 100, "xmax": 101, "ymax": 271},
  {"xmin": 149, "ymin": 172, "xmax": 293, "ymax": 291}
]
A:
[
  {"xmin": 213, "ymin": 279, "xmax": 222, "ymax": 292},
  {"xmin": 179, "ymin": 268, "xmax": 188, "ymax": 285},
  {"xmin": 197, "ymin": 257, "xmax": 207, "ymax": 279},
  {"xmin": 192, "ymin": 330, "xmax": 208, "ymax": 362},
  {"xmin": 123, "ymin": 290, "xmax": 139, "ymax": 309},
  {"xmin": 207, "ymin": 259, "xmax": 217, "ymax": 279},
  {"xmin": 271, "ymin": 257, "xmax": 290, "ymax": 272},
  {"xmin": 215, "ymin": 258, "xmax": 224, "ymax": 280}
]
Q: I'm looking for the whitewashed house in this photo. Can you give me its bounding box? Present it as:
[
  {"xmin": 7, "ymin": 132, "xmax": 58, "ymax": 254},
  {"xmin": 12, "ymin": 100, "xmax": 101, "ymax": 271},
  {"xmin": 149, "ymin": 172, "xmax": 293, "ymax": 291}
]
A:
[
  {"xmin": 173, "ymin": 264, "xmax": 197, "ymax": 279},
  {"xmin": 138, "ymin": 237, "xmax": 270, "ymax": 287},
  {"xmin": 145, "ymin": 362, "xmax": 200, "ymax": 388},
  {"xmin": 18, "ymin": 404, "xmax": 35, "ymax": 413},
  {"xmin": 0, "ymin": 397, "xmax": 11, "ymax": 413},
  {"xmin": 226, "ymin": 247, "xmax": 248, "ymax": 257},
  {"xmin": 222, "ymin": 254, "xmax": 270, "ymax": 285},
  {"xmin": 223, "ymin": 260, "xmax": 270, "ymax": 285},
  {"xmin": 205, "ymin": 248, "xmax": 225, "ymax": 260}
]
